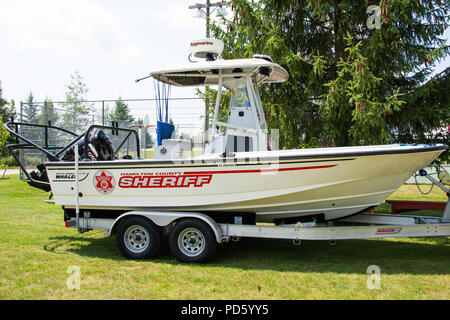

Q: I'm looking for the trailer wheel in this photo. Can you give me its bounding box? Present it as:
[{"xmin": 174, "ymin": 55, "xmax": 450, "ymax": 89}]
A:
[
  {"xmin": 116, "ymin": 217, "xmax": 161, "ymax": 259},
  {"xmin": 169, "ymin": 219, "xmax": 217, "ymax": 263}
]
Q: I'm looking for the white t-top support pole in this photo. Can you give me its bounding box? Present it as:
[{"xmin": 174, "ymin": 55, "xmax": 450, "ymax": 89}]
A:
[
  {"xmin": 211, "ymin": 71, "xmax": 223, "ymax": 138},
  {"xmin": 74, "ymin": 145, "xmax": 81, "ymax": 232},
  {"xmin": 246, "ymin": 76, "xmax": 262, "ymax": 150}
]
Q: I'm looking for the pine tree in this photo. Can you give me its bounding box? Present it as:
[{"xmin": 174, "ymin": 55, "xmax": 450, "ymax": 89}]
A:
[
  {"xmin": 388, "ymin": 67, "xmax": 449, "ymax": 161},
  {"xmin": 24, "ymin": 92, "xmax": 40, "ymax": 124},
  {"xmin": 212, "ymin": 0, "xmax": 449, "ymax": 148},
  {"xmin": 113, "ymin": 97, "xmax": 135, "ymax": 125}
]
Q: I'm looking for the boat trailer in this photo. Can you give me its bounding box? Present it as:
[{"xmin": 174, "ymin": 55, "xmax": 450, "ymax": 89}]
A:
[
  {"xmin": 4, "ymin": 119, "xmax": 449, "ymax": 263},
  {"xmin": 66, "ymin": 146, "xmax": 450, "ymax": 263}
]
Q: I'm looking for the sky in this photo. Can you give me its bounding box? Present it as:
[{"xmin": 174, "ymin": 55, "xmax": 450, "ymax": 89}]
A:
[
  {"xmin": 0, "ymin": 0, "xmax": 211, "ymax": 100},
  {"xmin": 0, "ymin": 0, "xmax": 449, "ymax": 135},
  {"xmin": 0, "ymin": 0, "xmax": 217, "ymax": 134}
]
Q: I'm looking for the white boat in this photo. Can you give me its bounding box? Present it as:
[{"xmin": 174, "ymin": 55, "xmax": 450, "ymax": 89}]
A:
[
  {"xmin": 8, "ymin": 39, "xmax": 448, "ymax": 224},
  {"xmin": 45, "ymin": 144, "xmax": 445, "ymax": 223}
]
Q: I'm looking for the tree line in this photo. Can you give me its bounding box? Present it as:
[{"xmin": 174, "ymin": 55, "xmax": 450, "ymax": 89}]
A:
[{"xmin": 0, "ymin": 71, "xmax": 153, "ymax": 158}]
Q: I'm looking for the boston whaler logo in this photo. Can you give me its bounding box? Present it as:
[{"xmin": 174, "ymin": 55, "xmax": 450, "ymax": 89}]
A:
[
  {"xmin": 56, "ymin": 173, "xmax": 76, "ymax": 180},
  {"xmin": 54, "ymin": 172, "xmax": 89, "ymax": 182},
  {"xmin": 94, "ymin": 170, "xmax": 115, "ymax": 194}
]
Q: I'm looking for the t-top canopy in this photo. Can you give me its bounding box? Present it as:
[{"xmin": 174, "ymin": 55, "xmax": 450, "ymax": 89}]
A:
[{"xmin": 150, "ymin": 58, "xmax": 289, "ymax": 87}]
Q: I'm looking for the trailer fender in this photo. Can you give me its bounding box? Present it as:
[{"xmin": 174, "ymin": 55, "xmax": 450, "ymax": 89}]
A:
[{"xmin": 108, "ymin": 211, "xmax": 224, "ymax": 243}]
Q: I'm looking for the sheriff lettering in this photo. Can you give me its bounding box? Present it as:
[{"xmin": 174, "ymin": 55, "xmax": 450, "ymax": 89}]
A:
[{"xmin": 118, "ymin": 174, "xmax": 212, "ymax": 188}]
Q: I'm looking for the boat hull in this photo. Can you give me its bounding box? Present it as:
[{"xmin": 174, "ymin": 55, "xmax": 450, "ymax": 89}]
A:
[{"xmin": 45, "ymin": 144, "xmax": 446, "ymax": 222}]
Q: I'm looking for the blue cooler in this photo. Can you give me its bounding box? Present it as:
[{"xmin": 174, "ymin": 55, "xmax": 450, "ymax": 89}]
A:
[{"xmin": 157, "ymin": 121, "xmax": 175, "ymax": 146}]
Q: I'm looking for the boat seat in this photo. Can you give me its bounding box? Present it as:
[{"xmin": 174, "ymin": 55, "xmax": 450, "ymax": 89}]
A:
[{"xmin": 225, "ymin": 135, "xmax": 253, "ymax": 153}]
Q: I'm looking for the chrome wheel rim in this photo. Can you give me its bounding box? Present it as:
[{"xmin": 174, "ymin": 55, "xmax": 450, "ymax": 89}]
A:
[
  {"xmin": 124, "ymin": 225, "xmax": 150, "ymax": 254},
  {"xmin": 178, "ymin": 228, "xmax": 205, "ymax": 257}
]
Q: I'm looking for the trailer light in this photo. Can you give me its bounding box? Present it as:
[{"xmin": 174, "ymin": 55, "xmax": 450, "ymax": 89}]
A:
[{"xmin": 65, "ymin": 221, "xmax": 68, "ymax": 228}]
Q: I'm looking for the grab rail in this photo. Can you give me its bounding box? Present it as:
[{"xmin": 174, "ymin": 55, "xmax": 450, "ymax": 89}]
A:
[{"xmin": 3, "ymin": 120, "xmax": 141, "ymax": 192}]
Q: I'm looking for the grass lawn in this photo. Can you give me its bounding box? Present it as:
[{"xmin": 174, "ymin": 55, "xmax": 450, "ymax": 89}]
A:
[{"xmin": 0, "ymin": 175, "xmax": 448, "ymax": 300}]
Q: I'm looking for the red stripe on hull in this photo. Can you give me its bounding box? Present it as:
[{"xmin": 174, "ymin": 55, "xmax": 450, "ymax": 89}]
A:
[{"xmin": 184, "ymin": 164, "xmax": 337, "ymax": 175}]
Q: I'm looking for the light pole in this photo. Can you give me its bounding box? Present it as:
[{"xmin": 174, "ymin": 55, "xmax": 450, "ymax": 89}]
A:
[{"xmin": 188, "ymin": 1, "xmax": 227, "ymax": 146}]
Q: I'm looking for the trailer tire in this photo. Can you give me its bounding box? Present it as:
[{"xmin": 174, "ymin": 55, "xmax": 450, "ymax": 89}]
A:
[
  {"xmin": 116, "ymin": 217, "xmax": 161, "ymax": 259},
  {"xmin": 169, "ymin": 219, "xmax": 217, "ymax": 263}
]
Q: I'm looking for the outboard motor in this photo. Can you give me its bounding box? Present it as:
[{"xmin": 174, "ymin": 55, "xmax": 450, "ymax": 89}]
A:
[{"xmin": 63, "ymin": 129, "xmax": 114, "ymax": 161}]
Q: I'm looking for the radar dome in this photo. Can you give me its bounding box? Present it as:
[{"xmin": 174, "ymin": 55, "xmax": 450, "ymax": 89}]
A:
[{"xmin": 189, "ymin": 39, "xmax": 224, "ymax": 61}]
